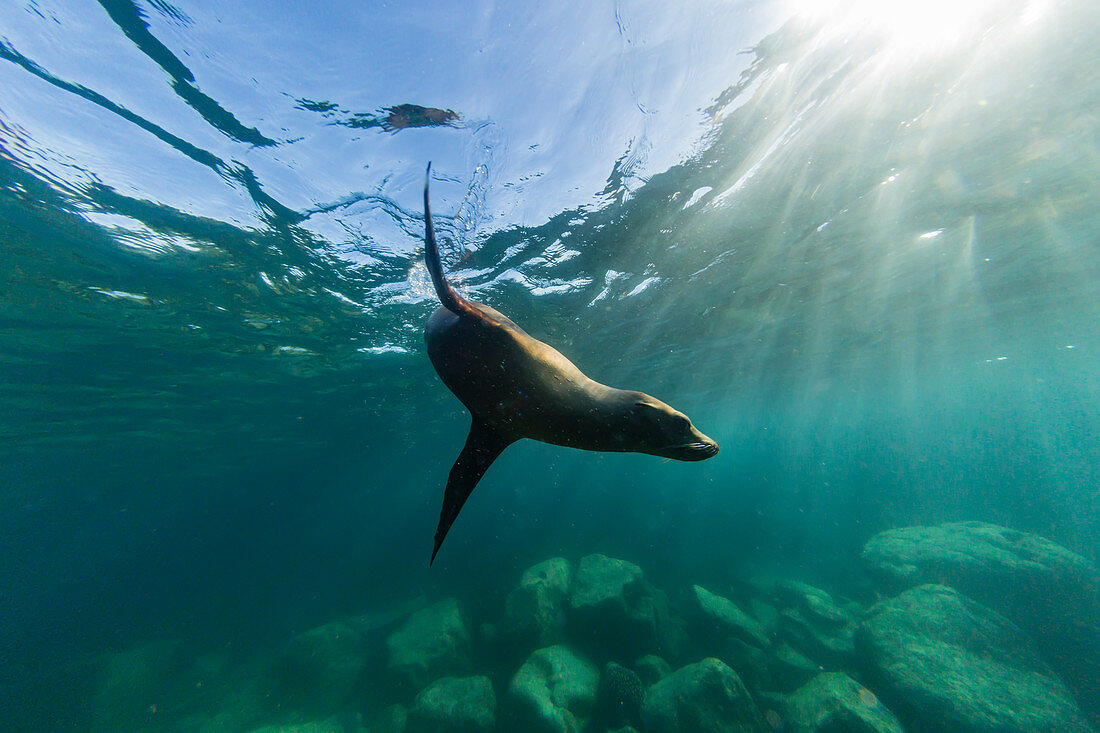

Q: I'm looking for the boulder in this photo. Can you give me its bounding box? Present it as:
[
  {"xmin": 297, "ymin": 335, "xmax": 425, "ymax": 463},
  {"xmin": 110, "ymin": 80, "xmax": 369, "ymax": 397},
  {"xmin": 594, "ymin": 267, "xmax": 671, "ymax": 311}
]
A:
[
  {"xmin": 92, "ymin": 640, "xmax": 187, "ymax": 733},
  {"xmin": 591, "ymin": 662, "xmax": 644, "ymax": 731},
  {"xmin": 768, "ymin": 643, "xmax": 823, "ymax": 693},
  {"xmin": 689, "ymin": 585, "xmax": 770, "ymax": 650},
  {"xmin": 634, "ymin": 655, "xmax": 672, "ymax": 687},
  {"xmin": 641, "ymin": 658, "xmax": 768, "ymax": 733},
  {"xmin": 503, "ymin": 558, "xmax": 574, "ymax": 648},
  {"xmin": 775, "ymin": 581, "xmax": 857, "ymax": 629},
  {"xmin": 773, "ymin": 581, "xmax": 857, "ymax": 668},
  {"xmin": 858, "ymin": 584, "xmax": 1093, "ymax": 733},
  {"xmin": 784, "ymin": 672, "xmax": 903, "ymax": 733},
  {"xmin": 685, "ymin": 585, "xmax": 773, "ymax": 689},
  {"xmin": 507, "ymin": 645, "xmax": 599, "ymax": 733},
  {"xmin": 719, "ymin": 637, "xmax": 773, "ymax": 691},
  {"xmin": 862, "ymin": 521, "xmax": 1100, "ymax": 720},
  {"xmin": 174, "ymin": 659, "xmax": 277, "ymax": 733},
  {"xmin": 276, "ymin": 621, "xmax": 367, "ymax": 712},
  {"xmin": 406, "ymin": 676, "xmax": 496, "ymax": 733},
  {"xmin": 748, "ymin": 598, "xmax": 781, "ymax": 639},
  {"xmin": 861, "ymin": 523, "xmax": 1098, "ymax": 602},
  {"xmin": 370, "ymin": 705, "xmax": 406, "ymax": 733},
  {"xmin": 386, "ymin": 598, "xmax": 472, "ymax": 690},
  {"xmin": 246, "ymin": 720, "xmax": 344, "ymax": 733},
  {"xmin": 567, "ymin": 554, "xmax": 676, "ymax": 660}
]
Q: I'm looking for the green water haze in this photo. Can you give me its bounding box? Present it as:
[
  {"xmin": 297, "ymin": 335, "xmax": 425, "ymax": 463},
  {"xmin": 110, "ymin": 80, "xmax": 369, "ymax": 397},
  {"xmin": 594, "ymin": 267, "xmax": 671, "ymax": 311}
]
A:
[{"xmin": 2, "ymin": 1, "xmax": 1099, "ymax": 730}]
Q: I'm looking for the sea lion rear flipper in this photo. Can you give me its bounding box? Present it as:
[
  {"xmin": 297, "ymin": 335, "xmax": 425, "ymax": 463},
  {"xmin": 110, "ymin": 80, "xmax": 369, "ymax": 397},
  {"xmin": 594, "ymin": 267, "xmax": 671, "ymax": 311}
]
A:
[
  {"xmin": 424, "ymin": 163, "xmax": 483, "ymax": 321},
  {"xmin": 430, "ymin": 419, "xmax": 513, "ymax": 565}
]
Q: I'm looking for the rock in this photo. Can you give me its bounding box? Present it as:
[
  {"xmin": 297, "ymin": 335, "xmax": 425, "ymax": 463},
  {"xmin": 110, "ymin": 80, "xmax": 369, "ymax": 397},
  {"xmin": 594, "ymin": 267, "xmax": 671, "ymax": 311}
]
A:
[
  {"xmin": 246, "ymin": 720, "xmax": 345, "ymax": 733},
  {"xmin": 690, "ymin": 585, "xmax": 770, "ymax": 650},
  {"xmin": 92, "ymin": 640, "xmax": 187, "ymax": 733},
  {"xmin": 748, "ymin": 598, "xmax": 781, "ymax": 639},
  {"xmin": 754, "ymin": 691, "xmax": 789, "ymax": 729},
  {"xmin": 861, "ymin": 522, "xmax": 1098, "ymax": 600},
  {"xmin": 641, "ymin": 658, "xmax": 768, "ymax": 733},
  {"xmin": 406, "ymin": 676, "xmax": 496, "ymax": 733},
  {"xmin": 785, "ymin": 672, "xmax": 903, "ymax": 733},
  {"xmin": 386, "ymin": 598, "xmax": 473, "ymax": 691},
  {"xmin": 775, "ymin": 581, "xmax": 855, "ymax": 629},
  {"xmin": 773, "ymin": 581, "xmax": 857, "ymax": 668},
  {"xmin": 507, "ymin": 645, "xmax": 599, "ymax": 733},
  {"xmin": 174, "ymin": 660, "xmax": 277, "ymax": 733},
  {"xmin": 778, "ymin": 608, "xmax": 855, "ymax": 668},
  {"xmin": 634, "ymin": 655, "xmax": 672, "ymax": 686},
  {"xmin": 503, "ymin": 558, "xmax": 574, "ymax": 648},
  {"xmin": 348, "ymin": 706, "xmax": 405, "ymax": 733},
  {"xmin": 858, "ymin": 584, "xmax": 1093, "ymax": 733},
  {"xmin": 862, "ymin": 521, "xmax": 1100, "ymax": 721},
  {"xmin": 276, "ymin": 621, "xmax": 367, "ymax": 712},
  {"xmin": 684, "ymin": 585, "xmax": 773, "ymax": 690},
  {"xmin": 567, "ymin": 554, "xmax": 676, "ymax": 660},
  {"xmin": 721, "ymin": 637, "xmax": 773, "ymax": 691},
  {"xmin": 478, "ymin": 622, "xmax": 499, "ymax": 648},
  {"xmin": 768, "ymin": 643, "xmax": 823, "ymax": 693},
  {"xmin": 373, "ymin": 705, "xmax": 406, "ymax": 733},
  {"xmin": 591, "ymin": 662, "xmax": 644, "ymax": 731}
]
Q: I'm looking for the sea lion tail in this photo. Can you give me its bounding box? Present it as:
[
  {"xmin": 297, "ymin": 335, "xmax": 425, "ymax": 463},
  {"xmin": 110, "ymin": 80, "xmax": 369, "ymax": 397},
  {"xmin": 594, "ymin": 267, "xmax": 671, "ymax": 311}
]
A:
[{"xmin": 424, "ymin": 163, "xmax": 479, "ymax": 318}]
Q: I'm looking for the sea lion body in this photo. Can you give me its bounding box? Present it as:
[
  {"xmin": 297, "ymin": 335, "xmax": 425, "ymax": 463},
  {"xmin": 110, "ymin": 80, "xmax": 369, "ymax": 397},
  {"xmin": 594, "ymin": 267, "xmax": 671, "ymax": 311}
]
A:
[
  {"xmin": 426, "ymin": 303, "xmax": 713, "ymax": 457},
  {"xmin": 427, "ymin": 303, "xmax": 591, "ymax": 445},
  {"xmin": 422, "ymin": 164, "xmax": 718, "ymax": 563}
]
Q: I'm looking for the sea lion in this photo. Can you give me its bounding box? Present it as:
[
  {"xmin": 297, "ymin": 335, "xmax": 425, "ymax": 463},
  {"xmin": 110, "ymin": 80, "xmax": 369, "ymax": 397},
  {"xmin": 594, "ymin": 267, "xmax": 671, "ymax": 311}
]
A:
[{"xmin": 423, "ymin": 164, "xmax": 718, "ymax": 564}]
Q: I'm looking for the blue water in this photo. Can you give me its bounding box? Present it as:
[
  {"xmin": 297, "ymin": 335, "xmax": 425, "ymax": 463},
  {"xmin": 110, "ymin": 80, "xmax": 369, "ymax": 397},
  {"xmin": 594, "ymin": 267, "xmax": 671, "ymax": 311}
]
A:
[{"xmin": 2, "ymin": 1, "xmax": 1099, "ymax": 730}]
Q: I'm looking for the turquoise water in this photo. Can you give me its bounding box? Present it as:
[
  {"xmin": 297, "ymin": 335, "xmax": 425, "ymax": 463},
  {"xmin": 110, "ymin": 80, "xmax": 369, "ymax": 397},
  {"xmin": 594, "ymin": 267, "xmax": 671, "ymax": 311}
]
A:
[{"xmin": 3, "ymin": 1, "xmax": 1099, "ymax": 731}]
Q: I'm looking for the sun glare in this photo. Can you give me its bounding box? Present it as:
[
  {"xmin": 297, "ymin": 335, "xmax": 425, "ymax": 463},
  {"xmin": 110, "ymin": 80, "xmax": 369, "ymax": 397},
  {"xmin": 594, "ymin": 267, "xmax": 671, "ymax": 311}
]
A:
[{"xmin": 791, "ymin": 0, "xmax": 1039, "ymax": 51}]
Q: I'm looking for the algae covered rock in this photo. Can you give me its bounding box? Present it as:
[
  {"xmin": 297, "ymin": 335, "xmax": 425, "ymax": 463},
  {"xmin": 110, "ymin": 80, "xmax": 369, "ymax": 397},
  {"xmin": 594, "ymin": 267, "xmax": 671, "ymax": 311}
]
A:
[
  {"xmin": 690, "ymin": 585, "xmax": 770, "ymax": 650},
  {"xmin": 785, "ymin": 672, "xmax": 903, "ymax": 733},
  {"xmin": 861, "ymin": 522, "xmax": 1099, "ymax": 602},
  {"xmin": 634, "ymin": 654, "xmax": 672, "ymax": 686},
  {"xmin": 246, "ymin": 720, "xmax": 345, "ymax": 733},
  {"xmin": 386, "ymin": 598, "xmax": 472, "ymax": 690},
  {"xmin": 567, "ymin": 553, "xmax": 676, "ymax": 659},
  {"xmin": 406, "ymin": 675, "xmax": 496, "ymax": 733},
  {"xmin": 768, "ymin": 642, "xmax": 823, "ymax": 693},
  {"xmin": 503, "ymin": 557, "xmax": 574, "ymax": 648},
  {"xmin": 508, "ymin": 645, "xmax": 598, "ymax": 733},
  {"xmin": 862, "ymin": 521, "xmax": 1100, "ymax": 721},
  {"xmin": 775, "ymin": 580, "xmax": 856, "ymax": 629},
  {"xmin": 275, "ymin": 620, "xmax": 367, "ymax": 712},
  {"xmin": 858, "ymin": 584, "xmax": 1093, "ymax": 733},
  {"xmin": 774, "ymin": 581, "xmax": 858, "ymax": 668},
  {"xmin": 748, "ymin": 597, "xmax": 781, "ymax": 639},
  {"xmin": 641, "ymin": 657, "xmax": 768, "ymax": 733},
  {"xmin": 92, "ymin": 640, "xmax": 187, "ymax": 733},
  {"xmin": 685, "ymin": 585, "xmax": 774, "ymax": 690},
  {"xmin": 367, "ymin": 704, "xmax": 407, "ymax": 733},
  {"xmin": 591, "ymin": 662, "xmax": 644, "ymax": 731}
]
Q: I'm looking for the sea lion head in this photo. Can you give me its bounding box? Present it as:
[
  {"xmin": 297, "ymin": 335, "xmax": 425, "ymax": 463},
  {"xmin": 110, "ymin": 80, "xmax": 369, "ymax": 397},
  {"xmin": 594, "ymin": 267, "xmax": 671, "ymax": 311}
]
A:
[{"xmin": 620, "ymin": 392, "xmax": 719, "ymax": 461}]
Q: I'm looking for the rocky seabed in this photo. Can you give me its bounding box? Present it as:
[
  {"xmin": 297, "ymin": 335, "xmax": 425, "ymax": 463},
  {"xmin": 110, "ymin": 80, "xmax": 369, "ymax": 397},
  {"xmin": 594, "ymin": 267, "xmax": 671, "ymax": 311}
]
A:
[{"xmin": 92, "ymin": 522, "xmax": 1100, "ymax": 733}]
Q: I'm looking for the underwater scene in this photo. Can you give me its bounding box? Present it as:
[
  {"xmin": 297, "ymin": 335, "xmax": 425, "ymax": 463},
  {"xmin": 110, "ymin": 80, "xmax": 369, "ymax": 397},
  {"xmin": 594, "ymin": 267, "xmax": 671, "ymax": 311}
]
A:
[{"xmin": 3, "ymin": 0, "xmax": 1099, "ymax": 731}]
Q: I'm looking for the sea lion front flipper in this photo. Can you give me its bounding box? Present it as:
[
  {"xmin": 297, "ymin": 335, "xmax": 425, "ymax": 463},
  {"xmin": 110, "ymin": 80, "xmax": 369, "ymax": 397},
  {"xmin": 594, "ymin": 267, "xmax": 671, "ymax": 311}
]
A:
[{"xmin": 430, "ymin": 419, "xmax": 514, "ymax": 565}]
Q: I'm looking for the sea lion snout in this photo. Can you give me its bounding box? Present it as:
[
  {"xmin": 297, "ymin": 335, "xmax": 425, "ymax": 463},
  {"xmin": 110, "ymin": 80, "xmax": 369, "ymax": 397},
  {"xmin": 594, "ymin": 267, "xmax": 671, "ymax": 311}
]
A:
[
  {"xmin": 674, "ymin": 437, "xmax": 720, "ymax": 461},
  {"xmin": 629, "ymin": 396, "xmax": 719, "ymax": 462},
  {"xmin": 654, "ymin": 429, "xmax": 720, "ymax": 461}
]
